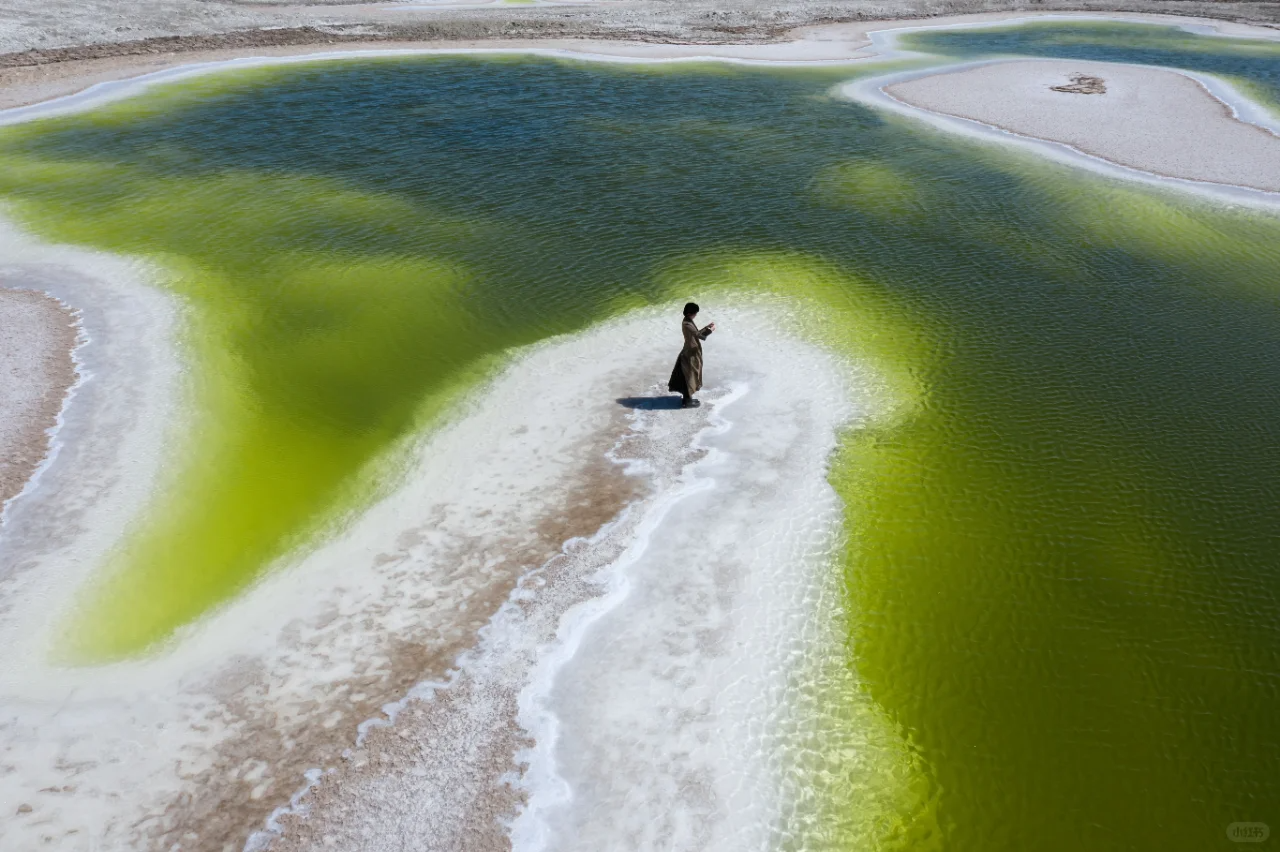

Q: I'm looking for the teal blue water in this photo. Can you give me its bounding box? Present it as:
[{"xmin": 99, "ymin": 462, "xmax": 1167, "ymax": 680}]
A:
[{"xmin": 0, "ymin": 21, "xmax": 1278, "ymax": 850}]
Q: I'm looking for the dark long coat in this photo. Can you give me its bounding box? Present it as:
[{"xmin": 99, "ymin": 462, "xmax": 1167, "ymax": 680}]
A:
[{"xmin": 668, "ymin": 315, "xmax": 713, "ymax": 396}]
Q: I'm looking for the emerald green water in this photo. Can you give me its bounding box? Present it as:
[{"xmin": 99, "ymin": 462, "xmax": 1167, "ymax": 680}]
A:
[{"xmin": 2, "ymin": 22, "xmax": 1279, "ymax": 849}]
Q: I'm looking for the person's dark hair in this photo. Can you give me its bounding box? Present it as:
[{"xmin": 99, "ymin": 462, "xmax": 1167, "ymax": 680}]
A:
[{"xmin": 683, "ymin": 302, "xmax": 700, "ymax": 316}]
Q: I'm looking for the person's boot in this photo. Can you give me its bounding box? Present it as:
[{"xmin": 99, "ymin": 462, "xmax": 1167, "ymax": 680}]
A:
[{"xmin": 681, "ymin": 396, "xmax": 700, "ymax": 409}]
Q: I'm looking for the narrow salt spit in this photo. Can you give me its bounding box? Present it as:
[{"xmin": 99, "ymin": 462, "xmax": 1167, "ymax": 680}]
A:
[
  {"xmin": 512, "ymin": 317, "xmax": 856, "ymax": 852},
  {"xmin": 259, "ymin": 304, "xmax": 871, "ymax": 851},
  {"xmin": 0, "ymin": 232, "xmax": 879, "ymax": 852},
  {"xmin": 843, "ymin": 22, "xmax": 1280, "ymax": 208}
]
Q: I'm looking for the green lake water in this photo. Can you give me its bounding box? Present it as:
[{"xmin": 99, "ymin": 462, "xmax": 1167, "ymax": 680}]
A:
[{"xmin": 2, "ymin": 21, "xmax": 1278, "ymax": 850}]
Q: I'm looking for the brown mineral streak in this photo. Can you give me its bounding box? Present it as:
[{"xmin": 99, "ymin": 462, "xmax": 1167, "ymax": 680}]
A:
[
  {"xmin": 0, "ymin": 285, "xmax": 79, "ymax": 516},
  {"xmin": 148, "ymin": 419, "xmax": 643, "ymax": 852}
]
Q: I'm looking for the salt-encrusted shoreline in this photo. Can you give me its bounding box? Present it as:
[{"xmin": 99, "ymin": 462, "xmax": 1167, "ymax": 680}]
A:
[{"xmin": 0, "ymin": 286, "xmax": 79, "ymax": 518}]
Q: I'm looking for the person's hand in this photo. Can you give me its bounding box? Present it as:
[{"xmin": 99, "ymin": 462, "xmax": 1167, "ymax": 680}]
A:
[{"xmin": 707, "ymin": 322, "xmax": 716, "ymax": 331}]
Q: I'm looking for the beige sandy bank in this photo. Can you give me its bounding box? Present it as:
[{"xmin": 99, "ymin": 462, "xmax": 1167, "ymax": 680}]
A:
[
  {"xmin": 886, "ymin": 59, "xmax": 1280, "ymax": 193},
  {"xmin": 0, "ymin": 286, "xmax": 77, "ymax": 515}
]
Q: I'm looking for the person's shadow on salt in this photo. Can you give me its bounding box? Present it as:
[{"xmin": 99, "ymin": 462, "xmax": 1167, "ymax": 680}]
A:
[{"xmin": 616, "ymin": 396, "xmax": 683, "ymax": 411}]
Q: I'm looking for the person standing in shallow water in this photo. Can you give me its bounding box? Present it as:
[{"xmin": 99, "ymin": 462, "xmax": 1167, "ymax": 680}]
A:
[{"xmin": 668, "ymin": 302, "xmax": 715, "ymax": 408}]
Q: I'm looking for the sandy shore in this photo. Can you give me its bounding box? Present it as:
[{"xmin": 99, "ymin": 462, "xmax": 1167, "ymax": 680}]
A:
[
  {"xmin": 885, "ymin": 59, "xmax": 1280, "ymax": 194},
  {"xmin": 0, "ymin": 286, "xmax": 78, "ymax": 519}
]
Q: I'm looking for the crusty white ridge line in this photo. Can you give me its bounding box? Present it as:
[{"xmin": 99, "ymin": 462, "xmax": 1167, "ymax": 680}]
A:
[
  {"xmin": 1194, "ymin": 72, "xmax": 1280, "ymax": 135},
  {"xmin": 245, "ymin": 463, "xmax": 658, "ymax": 852}
]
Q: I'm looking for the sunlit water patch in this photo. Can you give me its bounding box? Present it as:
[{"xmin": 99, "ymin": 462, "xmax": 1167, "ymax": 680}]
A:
[{"xmin": 0, "ymin": 22, "xmax": 1278, "ymax": 851}]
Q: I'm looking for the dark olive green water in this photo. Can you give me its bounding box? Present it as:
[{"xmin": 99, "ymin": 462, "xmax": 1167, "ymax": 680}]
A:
[{"xmin": 2, "ymin": 22, "xmax": 1278, "ymax": 850}]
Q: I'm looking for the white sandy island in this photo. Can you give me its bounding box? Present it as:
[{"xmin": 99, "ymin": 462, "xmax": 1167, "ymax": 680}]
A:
[{"xmin": 885, "ymin": 58, "xmax": 1280, "ymax": 194}]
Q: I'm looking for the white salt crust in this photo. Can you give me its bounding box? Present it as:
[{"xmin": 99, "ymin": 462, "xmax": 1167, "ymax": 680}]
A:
[{"xmin": 512, "ymin": 330, "xmax": 862, "ymax": 852}]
